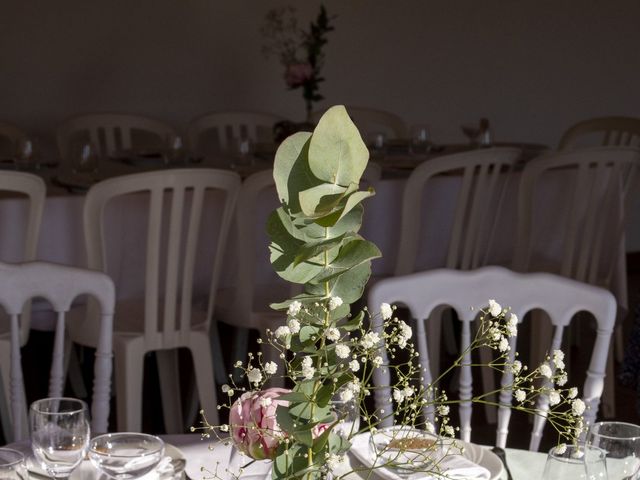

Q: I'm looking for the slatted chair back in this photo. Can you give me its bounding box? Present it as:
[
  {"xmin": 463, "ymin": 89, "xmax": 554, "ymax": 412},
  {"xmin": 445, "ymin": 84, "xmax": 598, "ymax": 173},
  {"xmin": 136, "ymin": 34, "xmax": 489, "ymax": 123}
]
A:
[{"xmin": 559, "ymin": 117, "xmax": 640, "ymax": 150}]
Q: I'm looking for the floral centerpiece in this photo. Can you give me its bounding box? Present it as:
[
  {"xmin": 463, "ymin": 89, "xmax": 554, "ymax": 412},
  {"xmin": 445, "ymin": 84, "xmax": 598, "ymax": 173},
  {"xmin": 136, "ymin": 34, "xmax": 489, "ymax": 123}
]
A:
[
  {"xmin": 261, "ymin": 5, "xmax": 335, "ymax": 122},
  {"xmin": 198, "ymin": 106, "xmax": 585, "ymax": 479}
]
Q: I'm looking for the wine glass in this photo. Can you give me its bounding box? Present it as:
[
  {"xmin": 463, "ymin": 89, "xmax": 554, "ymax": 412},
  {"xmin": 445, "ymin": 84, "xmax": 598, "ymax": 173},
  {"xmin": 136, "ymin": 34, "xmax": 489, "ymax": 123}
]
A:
[
  {"xmin": 89, "ymin": 433, "xmax": 165, "ymax": 480},
  {"xmin": 0, "ymin": 448, "xmax": 27, "ymax": 480},
  {"xmin": 542, "ymin": 444, "xmax": 607, "ymax": 480},
  {"xmin": 460, "ymin": 123, "xmax": 481, "ymax": 147},
  {"xmin": 410, "ymin": 124, "xmax": 430, "ymax": 154},
  {"xmin": 15, "ymin": 138, "xmax": 36, "ymax": 171},
  {"xmin": 587, "ymin": 421, "xmax": 640, "ymax": 479},
  {"xmin": 71, "ymin": 141, "xmax": 99, "ymax": 174},
  {"xmin": 331, "ymin": 390, "xmax": 360, "ymax": 439},
  {"xmin": 29, "ymin": 397, "xmax": 90, "ymax": 479}
]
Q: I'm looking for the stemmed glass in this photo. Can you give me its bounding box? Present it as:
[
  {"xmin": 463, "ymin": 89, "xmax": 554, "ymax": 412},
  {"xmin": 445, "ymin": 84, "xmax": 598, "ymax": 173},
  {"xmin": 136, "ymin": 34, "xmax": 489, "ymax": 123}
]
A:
[
  {"xmin": 0, "ymin": 448, "xmax": 27, "ymax": 480},
  {"xmin": 29, "ymin": 398, "xmax": 90, "ymax": 479},
  {"xmin": 542, "ymin": 444, "xmax": 607, "ymax": 480},
  {"xmin": 460, "ymin": 123, "xmax": 481, "ymax": 147},
  {"xmin": 331, "ymin": 390, "xmax": 361, "ymax": 439},
  {"xmin": 71, "ymin": 141, "xmax": 99, "ymax": 174},
  {"xmin": 587, "ymin": 421, "xmax": 640, "ymax": 479},
  {"xmin": 410, "ymin": 124, "xmax": 430, "ymax": 154}
]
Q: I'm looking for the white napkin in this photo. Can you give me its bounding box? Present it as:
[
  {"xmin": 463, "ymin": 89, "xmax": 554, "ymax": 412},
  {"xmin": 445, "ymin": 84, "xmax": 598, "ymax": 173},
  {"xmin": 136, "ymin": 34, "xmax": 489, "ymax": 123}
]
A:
[{"xmin": 350, "ymin": 432, "xmax": 491, "ymax": 480}]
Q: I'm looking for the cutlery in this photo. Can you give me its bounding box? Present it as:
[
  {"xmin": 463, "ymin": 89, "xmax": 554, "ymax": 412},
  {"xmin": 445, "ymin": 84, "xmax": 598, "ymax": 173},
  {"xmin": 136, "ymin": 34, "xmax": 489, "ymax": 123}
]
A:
[{"xmin": 491, "ymin": 446, "xmax": 513, "ymax": 480}]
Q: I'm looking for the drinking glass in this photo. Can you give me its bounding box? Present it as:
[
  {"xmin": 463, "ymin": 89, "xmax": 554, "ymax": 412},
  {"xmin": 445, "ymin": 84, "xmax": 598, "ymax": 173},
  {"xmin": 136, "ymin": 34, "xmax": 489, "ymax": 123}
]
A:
[
  {"xmin": 0, "ymin": 448, "xmax": 27, "ymax": 480},
  {"xmin": 542, "ymin": 444, "xmax": 607, "ymax": 480},
  {"xmin": 369, "ymin": 132, "xmax": 387, "ymax": 152},
  {"xmin": 410, "ymin": 124, "xmax": 430, "ymax": 154},
  {"xmin": 230, "ymin": 136, "xmax": 253, "ymax": 169},
  {"xmin": 331, "ymin": 392, "xmax": 360, "ymax": 439},
  {"xmin": 89, "ymin": 433, "xmax": 165, "ymax": 480},
  {"xmin": 71, "ymin": 141, "xmax": 99, "ymax": 174},
  {"xmin": 587, "ymin": 421, "xmax": 640, "ymax": 479},
  {"xmin": 460, "ymin": 123, "xmax": 481, "ymax": 147},
  {"xmin": 15, "ymin": 138, "xmax": 36, "ymax": 171},
  {"xmin": 30, "ymin": 398, "xmax": 90, "ymax": 479}
]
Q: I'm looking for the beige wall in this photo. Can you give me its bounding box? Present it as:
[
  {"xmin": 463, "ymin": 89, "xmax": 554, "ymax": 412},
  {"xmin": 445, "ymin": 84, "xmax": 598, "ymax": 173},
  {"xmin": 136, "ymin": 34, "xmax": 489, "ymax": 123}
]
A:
[{"xmin": 2, "ymin": 0, "xmax": 640, "ymax": 248}]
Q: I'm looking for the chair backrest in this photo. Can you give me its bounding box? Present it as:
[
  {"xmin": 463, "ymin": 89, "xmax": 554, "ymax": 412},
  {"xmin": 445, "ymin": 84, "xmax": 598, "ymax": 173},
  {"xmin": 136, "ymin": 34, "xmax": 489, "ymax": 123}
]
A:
[
  {"xmin": 311, "ymin": 106, "xmax": 408, "ymax": 140},
  {"xmin": 395, "ymin": 147, "xmax": 522, "ymax": 275},
  {"xmin": 83, "ymin": 168, "xmax": 241, "ymax": 349},
  {"xmin": 0, "ymin": 172, "xmax": 46, "ymax": 345},
  {"xmin": 368, "ymin": 266, "xmax": 616, "ymax": 451},
  {"xmin": 0, "ymin": 261, "xmax": 115, "ymax": 441},
  {"xmin": 57, "ymin": 113, "xmax": 176, "ymax": 160},
  {"xmin": 513, "ymin": 147, "xmax": 640, "ymax": 307},
  {"xmin": 187, "ymin": 111, "xmax": 284, "ymax": 155},
  {"xmin": 0, "ymin": 122, "xmax": 27, "ymax": 157},
  {"xmin": 559, "ymin": 117, "xmax": 640, "ymax": 150}
]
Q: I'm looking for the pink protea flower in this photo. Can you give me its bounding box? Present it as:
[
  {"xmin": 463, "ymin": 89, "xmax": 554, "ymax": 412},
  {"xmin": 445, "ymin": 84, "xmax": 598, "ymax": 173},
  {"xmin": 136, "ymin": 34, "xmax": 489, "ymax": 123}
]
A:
[
  {"xmin": 229, "ymin": 388, "xmax": 290, "ymax": 460},
  {"xmin": 284, "ymin": 63, "xmax": 314, "ymax": 88}
]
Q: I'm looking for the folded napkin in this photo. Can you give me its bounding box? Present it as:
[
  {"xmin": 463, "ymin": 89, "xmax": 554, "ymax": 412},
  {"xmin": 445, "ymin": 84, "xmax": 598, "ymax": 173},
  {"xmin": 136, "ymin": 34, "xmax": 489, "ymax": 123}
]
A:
[{"xmin": 350, "ymin": 432, "xmax": 491, "ymax": 480}]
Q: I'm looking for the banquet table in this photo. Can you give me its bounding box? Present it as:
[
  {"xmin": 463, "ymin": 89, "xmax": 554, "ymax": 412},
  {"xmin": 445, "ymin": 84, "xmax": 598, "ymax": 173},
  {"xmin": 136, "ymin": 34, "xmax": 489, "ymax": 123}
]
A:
[{"xmin": 4, "ymin": 433, "xmax": 547, "ymax": 480}]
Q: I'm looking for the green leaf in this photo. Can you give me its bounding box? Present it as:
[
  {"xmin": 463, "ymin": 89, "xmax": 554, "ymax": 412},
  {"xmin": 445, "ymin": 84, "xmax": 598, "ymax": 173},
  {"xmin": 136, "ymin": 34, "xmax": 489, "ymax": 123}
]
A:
[
  {"xmin": 308, "ymin": 105, "xmax": 369, "ymax": 186},
  {"xmin": 300, "ymin": 325, "xmax": 319, "ymax": 343},
  {"xmin": 337, "ymin": 188, "xmax": 376, "ymax": 222},
  {"xmin": 310, "ymin": 239, "xmax": 381, "ymax": 283},
  {"xmin": 329, "ymin": 302, "xmax": 350, "ymax": 321},
  {"xmin": 276, "ymin": 405, "xmax": 296, "ymax": 433},
  {"xmin": 278, "ymin": 392, "xmax": 309, "ymax": 403},
  {"xmin": 341, "ymin": 310, "xmax": 365, "ymax": 331},
  {"xmin": 298, "ymin": 183, "xmax": 347, "ymax": 218},
  {"xmin": 293, "ymin": 234, "xmax": 347, "ymax": 266},
  {"xmin": 306, "ymin": 262, "xmax": 372, "ymax": 304}
]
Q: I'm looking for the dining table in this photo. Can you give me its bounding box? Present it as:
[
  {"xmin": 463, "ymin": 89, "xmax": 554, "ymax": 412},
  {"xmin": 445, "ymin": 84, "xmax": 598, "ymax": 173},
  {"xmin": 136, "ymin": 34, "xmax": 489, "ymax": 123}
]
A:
[{"xmin": 3, "ymin": 433, "xmax": 548, "ymax": 480}]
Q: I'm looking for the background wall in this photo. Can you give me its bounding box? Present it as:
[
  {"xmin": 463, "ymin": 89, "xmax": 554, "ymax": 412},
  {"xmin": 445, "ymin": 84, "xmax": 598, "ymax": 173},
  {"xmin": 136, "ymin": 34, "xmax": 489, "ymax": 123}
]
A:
[{"xmin": 1, "ymin": 0, "xmax": 639, "ymax": 248}]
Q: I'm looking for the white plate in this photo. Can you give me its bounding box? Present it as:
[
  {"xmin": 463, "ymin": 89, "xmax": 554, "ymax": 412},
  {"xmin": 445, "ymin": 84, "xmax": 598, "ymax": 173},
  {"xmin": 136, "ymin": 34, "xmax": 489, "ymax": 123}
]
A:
[
  {"xmin": 27, "ymin": 443, "xmax": 185, "ymax": 480},
  {"xmin": 349, "ymin": 431, "xmax": 504, "ymax": 480}
]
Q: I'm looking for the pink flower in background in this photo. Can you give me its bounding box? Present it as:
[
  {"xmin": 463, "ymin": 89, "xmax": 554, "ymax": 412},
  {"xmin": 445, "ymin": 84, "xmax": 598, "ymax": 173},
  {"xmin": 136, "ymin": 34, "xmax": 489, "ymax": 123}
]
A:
[
  {"xmin": 284, "ymin": 63, "xmax": 314, "ymax": 88},
  {"xmin": 229, "ymin": 387, "xmax": 290, "ymax": 460}
]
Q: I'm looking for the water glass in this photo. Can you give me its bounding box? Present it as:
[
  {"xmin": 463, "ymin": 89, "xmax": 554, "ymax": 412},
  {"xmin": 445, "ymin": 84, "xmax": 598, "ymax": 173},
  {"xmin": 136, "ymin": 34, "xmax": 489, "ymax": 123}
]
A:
[
  {"xmin": 542, "ymin": 444, "xmax": 607, "ymax": 480},
  {"xmin": 15, "ymin": 138, "xmax": 36, "ymax": 171},
  {"xmin": 369, "ymin": 132, "xmax": 387, "ymax": 152},
  {"xmin": 410, "ymin": 124, "xmax": 430, "ymax": 154},
  {"xmin": 71, "ymin": 141, "xmax": 99, "ymax": 174},
  {"xmin": 0, "ymin": 448, "xmax": 27, "ymax": 480},
  {"xmin": 30, "ymin": 397, "xmax": 90, "ymax": 479},
  {"xmin": 331, "ymin": 393, "xmax": 360, "ymax": 439},
  {"xmin": 587, "ymin": 421, "xmax": 640, "ymax": 479}
]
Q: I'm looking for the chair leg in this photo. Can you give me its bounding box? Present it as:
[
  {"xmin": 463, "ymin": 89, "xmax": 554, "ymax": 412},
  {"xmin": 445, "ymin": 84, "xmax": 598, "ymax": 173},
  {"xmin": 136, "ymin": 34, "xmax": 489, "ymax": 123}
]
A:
[
  {"xmin": 114, "ymin": 342, "xmax": 144, "ymax": 432},
  {"xmin": 478, "ymin": 344, "xmax": 497, "ymax": 424},
  {"xmin": 156, "ymin": 349, "xmax": 184, "ymax": 434},
  {"xmin": 601, "ymin": 347, "xmax": 617, "ymax": 418},
  {"xmin": 191, "ymin": 333, "xmax": 219, "ymax": 427}
]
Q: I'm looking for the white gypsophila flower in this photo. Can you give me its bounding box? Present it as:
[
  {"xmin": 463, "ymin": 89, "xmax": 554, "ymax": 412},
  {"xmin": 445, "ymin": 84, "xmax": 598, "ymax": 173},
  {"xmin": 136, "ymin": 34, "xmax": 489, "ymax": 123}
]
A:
[
  {"xmin": 326, "ymin": 327, "xmax": 340, "ymax": 341},
  {"xmin": 247, "ymin": 368, "xmax": 263, "ymax": 385},
  {"xmin": 222, "ymin": 384, "xmax": 230, "ymax": 393},
  {"xmin": 326, "ymin": 454, "xmax": 346, "ymax": 472},
  {"xmin": 393, "ymin": 389, "xmax": 405, "ymax": 403},
  {"xmin": 347, "ymin": 380, "xmax": 361, "ymax": 394},
  {"xmin": 288, "ymin": 300, "xmax": 302, "ymax": 316},
  {"xmin": 302, "ymin": 364, "xmax": 315, "ymax": 380},
  {"xmin": 555, "ymin": 443, "xmax": 567, "ymax": 455},
  {"xmin": 274, "ymin": 326, "xmax": 291, "ymax": 338},
  {"xmin": 574, "ymin": 418, "xmax": 585, "ymax": 436},
  {"xmin": 288, "ymin": 318, "xmax": 301, "ymax": 334},
  {"xmin": 264, "ymin": 361, "xmax": 278, "ymax": 375},
  {"xmin": 556, "ymin": 372, "xmax": 568, "ymax": 386},
  {"xmin": 572, "ymin": 398, "xmax": 586, "ymax": 416},
  {"xmin": 549, "ymin": 390, "xmax": 561, "ymax": 406},
  {"xmin": 234, "ymin": 360, "xmax": 243, "ymax": 368},
  {"xmin": 349, "ymin": 359, "xmax": 360, "ymax": 372},
  {"xmin": 437, "ymin": 405, "xmax": 450, "ymax": 416},
  {"xmin": 568, "ymin": 387, "xmax": 578, "ymax": 399},
  {"xmin": 339, "ymin": 388, "xmax": 354, "ymax": 402},
  {"xmin": 498, "ymin": 337, "xmax": 510, "ymax": 352},
  {"xmin": 328, "ymin": 296, "xmax": 343, "ymax": 311},
  {"xmin": 553, "ymin": 349, "xmax": 565, "ymax": 362},
  {"xmin": 425, "ymin": 422, "xmax": 435, "ymax": 434},
  {"xmin": 488, "ymin": 299, "xmax": 502, "ymax": 317},
  {"xmin": 404, "ymin": 386, "xmax": 415, "ymax": 398},
  {"xmin": 539, "ymin": 363, "xmax": 553, "ymax": 379},
  {"xmin": 260, "ymin": 397, "xmax": 273, "ymax": 408},
  {"xmin": 511, "ymin": 360, "xmax": 522, "ymax": 375},
  {"xmin": 514, "ymin": 389, "xmax": 526, "ymax": 403},
  {"xmin": 227, "ymin": 389, "xmax": 235, "ymax": 396},
  {"xmin": 489, "ymin": 328, "xmax": 501, "ymax": 341},
  {"xmin": 506, "ymin": 324, "xmax": 518, "ymax": 337},
  {"xmin": 302, "ymin": 356, "xmax": 313, "ymax": 368},
  {"xmin": 444, "ymin": 425, "xmax": 455, "ymax": 436},
  {"xmin": 220, "ymin": 424, "xmax": 229, "ymax": 432},
  {"xmin": 361, "ymin": 332, "xmax": 381, "ymax": 349},
  {"xmin": 335, "ymin": 344, "xmax": 350, "ymax": 359},
  {"xmin": 508, "ymin": 313, "xmax": 518, "ymax": 327},
  {"xmin": 399, "ymin": 320, "xmax": 412, "ymax": 339},
  {"xmin": 380, "ymin": 303, "xmax": 393, "ymax": 320},
  {"xmin": 372, "ymin": 356, "xmax": 383, "ymax": 368}
]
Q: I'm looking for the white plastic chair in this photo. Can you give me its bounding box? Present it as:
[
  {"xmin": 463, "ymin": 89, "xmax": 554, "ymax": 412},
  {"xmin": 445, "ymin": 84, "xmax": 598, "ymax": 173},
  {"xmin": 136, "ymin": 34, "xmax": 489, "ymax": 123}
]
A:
[
  {"xmin": 0, "ymin": 172, "xmax": 45, "ymax": 441},
  {"xmin": 0, "ymin": 261, "xmax": 115, "ymax": 442},
  {"xmin": 513, "ymin": 146, "xmax": 640, "ymax": 417},
  {"xmin": 187, "ymin": 111, "xmax": 284, "ymax": 155},
  {"xmin": 559, "ymin": 117, "xmax": 640, "ymax": 150},
  {"xmin": 66, "ymin": 168, "xmax": 241, "ymax": 433},
  {"xmin": 368, "ymin": 266, "xmax": 616, "ymax": 451},
  {"xmin": 0, "ymin": 122, "xmax": 27, "ymax": 157},
  {"xmin": 393, "ymin": 147, "xmax": 521, "ymax": 378},
  {"xmin": 311, "ymin": 106, "xmax": 408, "ymax": 140},
  {"xmin": 56, "ymin": 113, "xmax": 176, "ymax": 160}
]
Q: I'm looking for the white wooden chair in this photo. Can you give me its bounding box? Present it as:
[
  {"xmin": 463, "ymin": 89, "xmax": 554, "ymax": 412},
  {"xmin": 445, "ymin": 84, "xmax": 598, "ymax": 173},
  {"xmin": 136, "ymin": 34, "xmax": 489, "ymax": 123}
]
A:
[
  {"xmin": 187, "ymin": 111, "xmax": 284, "ymax": 155},
  {"xmin": 0, "ymin": 261, "xmax": 115, "ymax": 442},
  {"xmin": 393, "ymin": 147, "xmax": 521, "ymax": 378},
  {"xmin": 0, "ymin": 172, "xmax": 45, "ymax": 441},
  {"xmin": 56, "ymin": 113, "xmax": 176, "ymax": 160},
  {"xmin": 311, "ymin": 106, "xmax": 408, "ymax": 140},
  {"xmin": 513, "ymin": 146, "xmax": 640, "ymax": 417},
  {"xmin": 559, "ymin": 117, "xmax": 640, "ymax": 150},
  {"xmin": 0, "ymin": 122, "xmax": 28, "ymax": 158},
  {"xmin": 66, "ymin": 168, "xmax": 241, "ymax": 433},
  {"xmin": 368, "ymin": 266, "xmax": 617, "ymax": 451}
]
